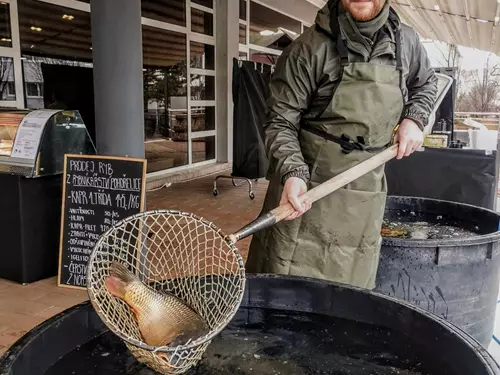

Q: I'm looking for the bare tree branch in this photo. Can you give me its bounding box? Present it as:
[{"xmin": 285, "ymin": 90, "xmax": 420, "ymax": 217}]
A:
[
  {"xmin": 455, "ymin": 59, "xmax": 500, "ymax": 112},
  {"xmin": 0, "ymin": 58, "xmax": 13, "ymax": 97}
]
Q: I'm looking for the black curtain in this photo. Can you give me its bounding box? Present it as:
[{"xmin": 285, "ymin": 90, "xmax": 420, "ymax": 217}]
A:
[{"xmin": 232, "ymin": 58, "xmax": 272, "ymax": 179}]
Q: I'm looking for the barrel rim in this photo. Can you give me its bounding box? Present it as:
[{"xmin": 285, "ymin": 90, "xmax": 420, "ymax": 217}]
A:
[
  {"xmin": 1, "ymin": 274, "xmax": 499, "ymax": 375},
  {"xmin": 383, "ymin": 196, "xmax": 500, "ymax": 248},
  {"xmin": 0, "ymin": 300, "xmax": 91, "ymax": 375}
]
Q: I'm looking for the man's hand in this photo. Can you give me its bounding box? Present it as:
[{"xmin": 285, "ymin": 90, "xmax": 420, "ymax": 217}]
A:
[
  {"xmin": 280, "ymin": 177, "xmax": 312, "ymax": 221},
  {"xmin": 394, "ymin": 118, "xmax": 424, "ymax": 160}
]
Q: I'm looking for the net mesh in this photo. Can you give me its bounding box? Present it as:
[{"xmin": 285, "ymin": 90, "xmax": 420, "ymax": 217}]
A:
[{"xmin": 86, "ymin": 210, "xmax": 246, "ymax": 374}]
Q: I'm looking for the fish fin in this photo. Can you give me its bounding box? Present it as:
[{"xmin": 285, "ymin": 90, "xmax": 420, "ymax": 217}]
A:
[
  {"xmin": 109, "ymin": 261, "xmax": 138, "ymax": 284},
  {"xmin": 105, "ymin": 275, "xmax": 128, "ymax": 299},
  {"xmin": 105, "ymin": 261, "xmax": 138, "ymax": 299}
]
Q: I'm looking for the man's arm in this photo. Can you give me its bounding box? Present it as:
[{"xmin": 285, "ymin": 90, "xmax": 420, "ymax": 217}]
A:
[
  {"xmin": 264, "ymin": 46, "xmax": 316, "ymax": 185},
  {"xmin": 401, "ymin": 30, "xmax": 438, "ymax": 130}
]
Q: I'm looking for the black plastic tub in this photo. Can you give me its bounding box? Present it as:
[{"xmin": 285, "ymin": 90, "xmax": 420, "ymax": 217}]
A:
[
  {"xmin": 1, "ymin": 274, "xmax": 499, "ymax": 375},
  {"xmin": 377, "ymin": 196, "xmax": 500, "ymax": 348}
]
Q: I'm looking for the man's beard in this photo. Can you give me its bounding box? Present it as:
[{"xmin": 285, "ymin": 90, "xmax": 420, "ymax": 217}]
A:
[{"xmin": 342, "ymin": 0, "xmax": 385, "ymax": 21}]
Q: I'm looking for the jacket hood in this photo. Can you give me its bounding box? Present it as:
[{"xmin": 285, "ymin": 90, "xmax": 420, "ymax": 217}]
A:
[
  {"xmin": 314, "ymin": 0, "xmax": 338, "ymax": 35},
  {"xmin": 315, "ymin": 0, "xmax": 401, "ymax": 37}
]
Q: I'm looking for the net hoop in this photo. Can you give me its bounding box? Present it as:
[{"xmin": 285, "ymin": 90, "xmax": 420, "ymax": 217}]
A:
[{"xmin": 86, "ymin": 209, "xmax": 246, "ymax": 356}]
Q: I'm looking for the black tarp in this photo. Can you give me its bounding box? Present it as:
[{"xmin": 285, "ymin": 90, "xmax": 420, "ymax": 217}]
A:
[
  {"xmin": 231, "ymin": 58, "xmax": 272, "ymax": 179},
  {"xmin": 385, "ymin": 147, "xmax": 499, "ymax": 210}
]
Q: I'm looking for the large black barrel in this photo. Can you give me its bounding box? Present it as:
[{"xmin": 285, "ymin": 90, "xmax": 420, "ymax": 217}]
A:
[
  {"xmin": 1, "ymin": 274, "xmax": 499, "ymax": 375},
  {"xmin": 377, "ymin": 196, "xmax": 500, "ymax": 348}
]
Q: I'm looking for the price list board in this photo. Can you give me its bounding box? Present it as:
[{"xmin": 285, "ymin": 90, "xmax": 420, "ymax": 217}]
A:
[{"xmin": 58, "ymin": 154, "xmax": 147, "ymax": 289}]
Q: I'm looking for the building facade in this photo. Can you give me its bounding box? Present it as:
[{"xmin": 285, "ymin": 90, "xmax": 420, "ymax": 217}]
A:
[{"xmin": 0, "ymin": 0, "xmax": 318, "ymax": 180}]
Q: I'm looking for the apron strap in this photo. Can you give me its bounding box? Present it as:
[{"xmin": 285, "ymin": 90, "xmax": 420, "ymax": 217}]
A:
[
  {"xmin": 301, "ymin": 124, "xmax": 387, "ymax": 154},
  {"xmin": 336, "ymin": 33, "xmax": 350, "ymax": 66},
  {"xmin": 395, "ymin": 29, "xmax": 403, "ymax": 92},
  {"xmin": 329, "ymin": 1, "xmax": 349, "ymax": 67},
  {"xmin": 395, "ymin": 30, "xmax": 402, "ymax": 71}
]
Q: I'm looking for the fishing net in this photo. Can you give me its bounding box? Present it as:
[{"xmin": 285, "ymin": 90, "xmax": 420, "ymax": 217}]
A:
[{"xmin": 86, "ymin": 210, "xmax": 246, "ymax": 374}]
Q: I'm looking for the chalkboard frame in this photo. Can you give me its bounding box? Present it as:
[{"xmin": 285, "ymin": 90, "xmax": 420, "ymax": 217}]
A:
[{"xmin": 57, "ymin": 154, "xmax": 147, "ymax": 290}]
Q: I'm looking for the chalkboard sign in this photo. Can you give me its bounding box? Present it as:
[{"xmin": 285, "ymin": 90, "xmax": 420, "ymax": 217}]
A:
[{"xmin": 58, "ymin": 154, "xmax": 147, "ymax": 289}]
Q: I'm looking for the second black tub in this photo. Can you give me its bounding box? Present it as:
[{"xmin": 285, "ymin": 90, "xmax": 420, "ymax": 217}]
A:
[{"xmin": 376, "ymin": 196, "xmax": 500, "ymax": 347}]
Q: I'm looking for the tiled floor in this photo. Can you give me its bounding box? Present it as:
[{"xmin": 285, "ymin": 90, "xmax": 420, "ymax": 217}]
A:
[{"xmin": 0, "ymin": 170, "xmax": 268, "ymax": 356}]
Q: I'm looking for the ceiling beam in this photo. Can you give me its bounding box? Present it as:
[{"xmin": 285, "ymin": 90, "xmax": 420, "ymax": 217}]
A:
[
  {"xmin": 303, "ymin": 0, "xmax": 326, "ymax": 8},
  {"xmin": 402, "ymin": 0, "xmax": 439, "ymax": 41},
  {"xmin": 434, "ymin": 2, "xmax": 457, "ymax": 45},
  {"xmin": 462, "ymin": 0, "xmax": 474, "ymax": 50}
]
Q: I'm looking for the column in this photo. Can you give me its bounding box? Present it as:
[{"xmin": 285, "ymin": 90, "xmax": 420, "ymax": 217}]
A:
[
  {"xmin": 90, "ymin": 0, "xmax": 145, "ymax": 158},
  {"xmin": 215, "ymin": 0, "xmax": 239, "ymax": 163}
]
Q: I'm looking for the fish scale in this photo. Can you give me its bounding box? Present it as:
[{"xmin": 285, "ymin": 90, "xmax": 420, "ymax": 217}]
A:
[{"xmin": 105, "ymin": 261, "xmax": 209, "ymax": 348}]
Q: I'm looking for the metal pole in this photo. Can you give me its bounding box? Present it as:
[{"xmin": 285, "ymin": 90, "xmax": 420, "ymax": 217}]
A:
[{"xmin": 90, "ymin": 0, "xmax": 145, "ymax": 159}]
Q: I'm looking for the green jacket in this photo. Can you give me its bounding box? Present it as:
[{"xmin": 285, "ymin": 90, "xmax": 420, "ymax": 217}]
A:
[{"xmin": 264, "ymin": 0, "xmax": 438, "ymax": 184}]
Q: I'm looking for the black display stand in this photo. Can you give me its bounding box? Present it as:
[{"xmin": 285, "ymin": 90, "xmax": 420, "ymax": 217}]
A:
[
  {"xmin": 0, "ymin": 173, "xmax": 63, "ymax": 284},
  {"xmin": 385, "ymin": 147, "xmax": 499, "ymax": 210},
  {"xmin": 0, "ymin": 109, "xmax": 96, "ymax": 284}
]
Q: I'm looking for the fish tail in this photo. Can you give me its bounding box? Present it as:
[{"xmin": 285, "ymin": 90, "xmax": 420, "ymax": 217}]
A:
[{"xmin": 105, "ymin": 261, "xmax": 138, "ymax": 299}]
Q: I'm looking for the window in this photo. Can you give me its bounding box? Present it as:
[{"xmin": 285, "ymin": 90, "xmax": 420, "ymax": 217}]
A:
[
  {"xmin": 19, "ymin": 1, "xmax": 93, "ymax": 113},
  {"xmin": 18, "ymin": 0, "xmax": 92, "ymax": 61},
  {"xmin": 240, "ymin": 0, "xmax": 247, "ymax": 21},
  {"xmin": 191, "ymin": 106, "xmax": 215, "ymax": 132},
  {"xmin": 17, "ymin": 0, "xmax": 218, "ymax": 174},
  {"xmin": 142, "ymin": 0, "xmax": 186, "ymax": 27},
  {"xmin": 26, "ymin": 82, "xmax": 42, "ymax": 97},
  {"xmin": 239, "ymin": 23, "xmax": 247, "ymax": 45},
  {"xmin": 191, "ymin": 74, "xmax": 215, "ymax": 101},
  {"xmin": 143, "ymin": 25, "xmax": 189, "ymax": 173},
  {"xmin": 190, "ymin": 42, "xmax": 215, "ymax": 70},
  {"xmin": 191, "ymin": 8, "xmax": 213, "ymax": 36},
  {"xmin": 6, "ymin": 81, "xmax": 15, "ymax": 97},
  {"xmin": 0, "ymin": 57, "xmax": 15, "ymax": 101},
  {"xmin": 191, "ymin": 0, "xmax": 213, "ymax": 8},
  {"xmin": 0, "ymin": 2, "xmax": 12, "ymax": 48},
  {"xmin": 192, "ymin": 136, "xmax": 215, "ymax": 163}
]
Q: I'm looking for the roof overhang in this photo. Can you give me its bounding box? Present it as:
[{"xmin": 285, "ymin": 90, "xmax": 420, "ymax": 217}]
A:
[{"xmin": 303, "ymin": 0, "xmax": 500, "ymax": 55}]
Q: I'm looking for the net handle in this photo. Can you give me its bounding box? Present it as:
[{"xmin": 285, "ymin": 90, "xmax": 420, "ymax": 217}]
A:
[{"xmin": 228, "ymin": 144, "xmax": 399, "ymax": 243}]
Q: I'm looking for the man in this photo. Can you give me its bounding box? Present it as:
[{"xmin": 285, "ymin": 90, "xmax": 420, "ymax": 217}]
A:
[{"xmin": 245, "ymin": 0, "xmax": 437, "ymax": 290}]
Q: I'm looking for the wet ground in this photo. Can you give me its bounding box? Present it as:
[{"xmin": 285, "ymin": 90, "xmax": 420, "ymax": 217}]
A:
[{"xmin": 45, "ymin": 308, "xmax": 451, "ymax": 375}]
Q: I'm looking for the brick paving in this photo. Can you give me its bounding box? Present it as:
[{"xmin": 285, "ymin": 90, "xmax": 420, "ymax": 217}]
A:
[
  {"xmin": 148, "ymin": 173, "xmax": 268, "ymax": 257},
  {"xmin": 0, "ymin": 169, "xmax": 268, "ymax": 356}
]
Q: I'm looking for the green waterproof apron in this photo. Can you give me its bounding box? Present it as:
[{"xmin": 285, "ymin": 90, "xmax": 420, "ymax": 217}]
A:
[{"xmin": 246, "ymin": 18, "xmax": 405, "ymax": 290}]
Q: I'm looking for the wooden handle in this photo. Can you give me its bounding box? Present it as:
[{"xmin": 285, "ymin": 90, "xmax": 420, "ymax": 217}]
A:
[
  {"xmin": 229, "ymin": 144, "xmax": 399, "ymax": 243},
  {"xmin": 270, "ymin": 144, "xmax": 399, "ymax": 222}
]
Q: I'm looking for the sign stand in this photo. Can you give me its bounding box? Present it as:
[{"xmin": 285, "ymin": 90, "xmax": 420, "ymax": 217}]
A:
[{"xmin": 57, "ymin": 154, "xmax": 147, "ymax": 290}]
